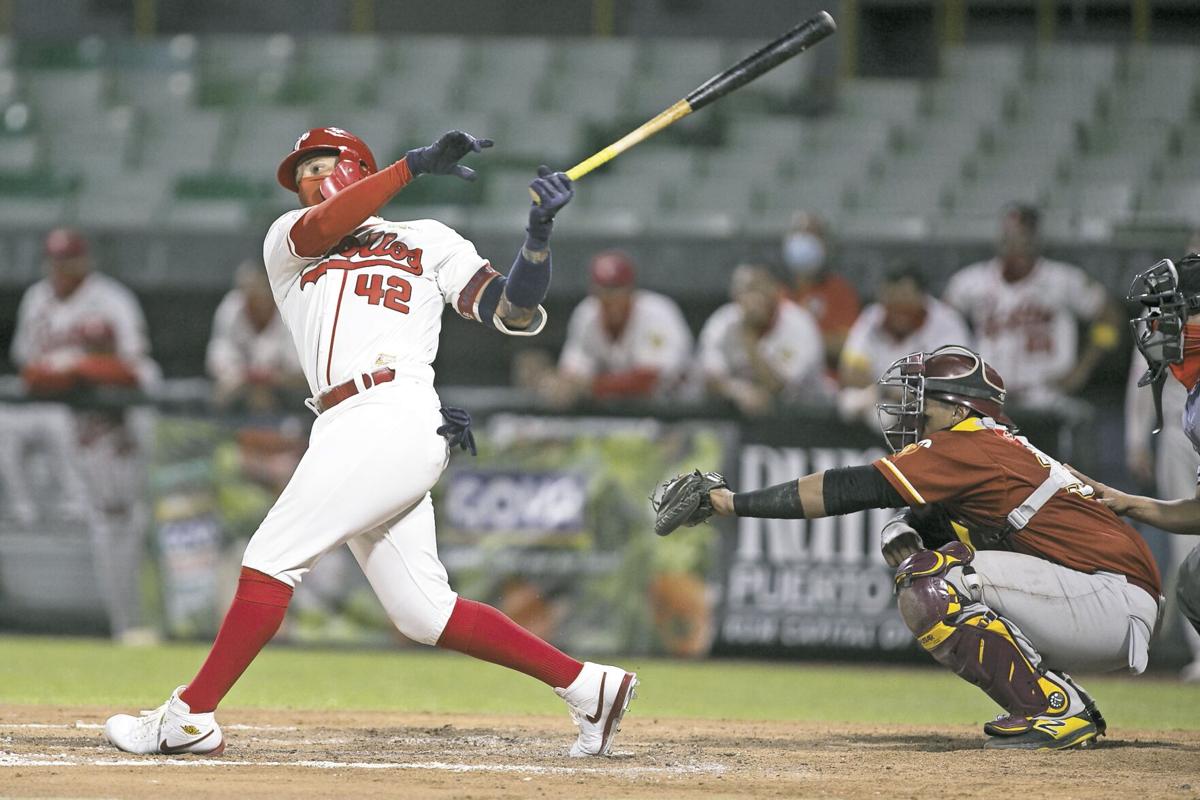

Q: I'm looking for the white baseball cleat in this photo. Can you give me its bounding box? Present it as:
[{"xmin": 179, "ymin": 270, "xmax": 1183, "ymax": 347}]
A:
[
  {"xmin": 104, "ymin": 686, "xmax": 225, "ymax": 756},
  {"xmin": 554, "ymin": 661, "xmax": 637, "ymax": 757}
]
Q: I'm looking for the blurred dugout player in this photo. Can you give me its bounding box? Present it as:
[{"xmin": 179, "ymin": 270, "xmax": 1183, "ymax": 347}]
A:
[
  {"xmin": 551, "ymin": 251, "xmax": 693, "ymax": 403},
  {"xmin": 837, "ymin": 264, "xmax": 971, "ymax": 423},
  {"xmin": 207, "ymin": 259, "xmax": 307, "ymax": 412},
  {"xmin": 782, "ymin": 212, "xmax": 860, "ymax": 372},
  {"xmin": 10, "ymin": 227, "xmax": 160, "ymax": 641},
  {"xmin": 943, "ymin": 205, "xmax": 1123, "ymax": 404},
  {"xmin": 1125, "ymin": 348, "xmax": 1200, "ymax": 680},
  {"xmin": 698, "ymin": 264, "xmax": 828, "ymax": 416}
]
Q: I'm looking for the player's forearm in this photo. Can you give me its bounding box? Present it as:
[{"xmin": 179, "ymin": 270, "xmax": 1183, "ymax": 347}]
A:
[
  {"xmin": 290, "ymin": 160, "xmax": 414, "ymax": 257},
  {"xmin": 497, "ymin": 235, "xmax": 552, "ymax": 330},
  {"xmin": 713, "ymin": 466, "xmax": 906, "ymax": 519},
  {"xmin": 1123, "ymin": 495, "xmax": 1200, "ymax": 535}
]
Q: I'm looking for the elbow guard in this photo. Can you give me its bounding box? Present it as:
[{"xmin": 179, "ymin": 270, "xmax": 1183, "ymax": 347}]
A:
[{"xmin": 476, "ymin": 274, "xmax": 547, "ymax": 337}]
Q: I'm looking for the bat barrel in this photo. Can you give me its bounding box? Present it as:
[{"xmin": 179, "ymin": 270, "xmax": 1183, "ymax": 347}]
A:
[{"xmin": 685, "ymin": 10, "xmax": 836, "ymax": 111}]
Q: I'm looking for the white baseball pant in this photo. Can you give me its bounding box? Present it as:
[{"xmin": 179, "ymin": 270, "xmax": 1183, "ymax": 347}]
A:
[{"xmin": 241, "ymin": 375, "xmax": 458, "ymax": 645}]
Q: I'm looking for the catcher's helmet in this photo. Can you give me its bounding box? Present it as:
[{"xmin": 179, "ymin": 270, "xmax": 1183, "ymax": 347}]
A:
[
  {"xmin": 876, "ymin": 345, "xmax": 1011, "ymax": 452},
  {"xmin": 276, "ymin": 126, "xmax": 378, "ymax": 193}
]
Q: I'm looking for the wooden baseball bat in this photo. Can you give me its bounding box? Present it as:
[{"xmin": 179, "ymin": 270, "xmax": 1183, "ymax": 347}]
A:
[{"xmin": 531, "ymin": 10, "xmax": 837, "ymax": 201}]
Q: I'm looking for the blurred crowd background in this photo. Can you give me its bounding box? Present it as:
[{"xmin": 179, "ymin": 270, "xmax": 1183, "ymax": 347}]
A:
[{"xmin": 2, "ymin": 0, "xmax": 1200, "ymax": 676}]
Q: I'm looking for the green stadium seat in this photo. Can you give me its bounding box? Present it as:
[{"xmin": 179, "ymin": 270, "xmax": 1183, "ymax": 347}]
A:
[
  {"xmin": 838, "ymin": 79, "xmax": 921, "ymax": 123},
  {"xmin": 75, "ymin": 171, "xmax": 170, "ymax": 229},
  {"xmin": 104, "ymin": 37, "xmax": 196, "ymax": 70},
  {"xmin": 577, "ymin": 172, "xmax": 669, "ymax": 214},
  {"xmin": 112, "ymin": 69, "xmax": 198, "ymax": 113},
  {"xmin": 300, "ymin": 36, "xmax": 384, "ymax": 82},
  {"xmin": 227, "ymin": 107, "xmax": 321, "ymax": 174},
  {"xmin": 16, "ymin": 39, "xmax": 104, "ymax": 70},
  {"xmin": 25, "ymin": 69, "xmax": 106, "ymax": 122},
  {"xmin": 1135, "ymin": 180, "xmax": 1200, "ymax": 225},
  {"xmin": 0, "ymin": 133, "xmax": 37, "ymax": 171},
  {"xmin": 140, "ymin": 109, "xmax": 224, "ymax": 175},
  {"xmin": 491, "ymin": 111, "xmax": 582, "ymax": 169},
  {"xmin": 459, "ymin": 38, "xmax": 554, "ymax": 114},
  {"xmin": 541, "ymin": 71, "xmax": 626, "ymax": 121},
  {"xmin": 668, "ymin": 174, "xmax": 758, "ymax": 213},
  {"xmin": 1029, "ymin": 44, "xmax": 1119, "ymax": 86},
  {"xmin": 174, "ymin": 173, "xmax": 271, "ymax": 201},
  {"xmin": 163, "ymin": 197, "xmax": 253, "ymax": 231},
  {"xmin": 941, "ymin": 44, "xmax": 1023, "ymax": 84},
  {"xmin": 382, "ymin": 36, "xmax": 468, "ymax": 113}
]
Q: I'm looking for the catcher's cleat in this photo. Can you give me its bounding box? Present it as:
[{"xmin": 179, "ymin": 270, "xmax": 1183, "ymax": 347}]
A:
[
  {"xmin": 983, "ymin": 701, "xmax": 1106, "ymax": 751},
  {"xmin": 555, "ymin": 662, "xmax": 638, "ymax": 757},
  {"xmin": 104, "ymin": 686, "xmax": 225, "ymax": 756}
]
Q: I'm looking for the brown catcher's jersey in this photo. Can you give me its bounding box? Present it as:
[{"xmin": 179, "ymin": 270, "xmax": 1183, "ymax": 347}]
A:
[{"xmin": 873, "ymin": 417, "xmax": 1162, "ymax": 599}]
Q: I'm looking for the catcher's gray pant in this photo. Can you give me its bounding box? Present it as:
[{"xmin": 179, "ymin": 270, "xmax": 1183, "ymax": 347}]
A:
[{"xmin": 945, "ymin": 551, "xmax": 1160, "ymax": 674}]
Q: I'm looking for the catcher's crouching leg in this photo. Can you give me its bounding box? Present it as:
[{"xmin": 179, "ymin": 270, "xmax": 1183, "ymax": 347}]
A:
[{"xmin": 893, "ymin": 543, "xmax": 1103, "ymax": 749}]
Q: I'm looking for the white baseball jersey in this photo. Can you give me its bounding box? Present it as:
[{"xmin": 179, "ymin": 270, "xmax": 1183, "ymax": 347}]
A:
[
  {"xmin": 697, "ymin": 300, "xmax": 826, "ymax": 400},
  {"xmin": 205, "ymin": 289, "xmax": 304, "ymax": 386},
  {"xmin": 558, "ymin": 289, "xmax": 693, "ymax": 391},
  {"xmin": 840, "ymin": 298, "xmax": 973, "ymax": 382},
  {"xmin": 10, "ymin": 272, "xmax": 159, "ymax": 387},
  {"xmin": 263, "ymin": 211, "xmax": 530, "ymax": 396},
  {"xmin": 943, "ymin": 257, "xmax": 1107, "ymax": 396}
]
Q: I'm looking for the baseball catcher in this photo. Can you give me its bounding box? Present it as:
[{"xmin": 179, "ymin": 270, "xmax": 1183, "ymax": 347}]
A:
[{"xmin": 654, "ymin": 344, "xmax": 1162, "ymax": 750}]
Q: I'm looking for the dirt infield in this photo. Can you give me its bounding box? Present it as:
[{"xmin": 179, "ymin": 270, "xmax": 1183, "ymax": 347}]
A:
[{"xmin": 2, "ymin": 705, "xmax": 1198, "ymax": 799}]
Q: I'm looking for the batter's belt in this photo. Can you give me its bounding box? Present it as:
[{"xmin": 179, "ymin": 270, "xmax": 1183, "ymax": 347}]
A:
[{"xmin": 311, "ymin": 367, "xmax": 397, "ymax": 414}]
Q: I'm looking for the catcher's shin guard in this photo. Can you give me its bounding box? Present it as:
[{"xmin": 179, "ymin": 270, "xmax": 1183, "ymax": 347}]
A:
[{"xmin": 894, "ymin": 545, "xmax": 1071, "ymax": 719}]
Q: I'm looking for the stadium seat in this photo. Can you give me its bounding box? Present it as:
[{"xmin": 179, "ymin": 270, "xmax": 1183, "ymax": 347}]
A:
[
  {"xmin": 577, "ymin": 172, "xmax": 669, "ymax": 214},
  {"xmin": 75, "ymin": 171, "xmax": 170, "ymax": 229},
  {"xmin": 838, "ymin": 79, "xmax": 921, "ymax": 124},
  {"xmin": 227, "ymin": 107, "xmax": 322, "ymax": 175},
  {"xmin": 1135, "ymin": 180, "xmax": 1200, "ymax": 225},
  {"xmin": 941, "ymin": 44, "xmax": 1023, "ymax": 85},
  {"xmin": 383, "ymin": 36, "xmax": 468, "ymax": 112}
]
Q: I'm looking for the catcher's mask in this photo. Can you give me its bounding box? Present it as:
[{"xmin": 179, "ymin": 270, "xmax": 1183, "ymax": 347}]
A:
[
  {"xmin": 1127, "ymin": 255, "xmax": 1200, "ymax": 432},
  {"xmin": 876, "ymin": 345, "xmax": 1011, "ymax": 452}
]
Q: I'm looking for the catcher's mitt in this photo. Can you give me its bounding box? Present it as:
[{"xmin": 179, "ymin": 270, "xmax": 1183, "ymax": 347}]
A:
[{"xmin": 650, "ymin": 470, "xmax": 728, "ymax": 537}]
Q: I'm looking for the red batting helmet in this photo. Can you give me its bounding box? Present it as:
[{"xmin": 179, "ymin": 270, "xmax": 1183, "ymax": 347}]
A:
[
  {"xmin": 276, "ymin": 126, "xmax": 378, "ymax": 193},
  {"xmin": 876, "ymin": 345, "xmax": 1012, "ymax": 452}
]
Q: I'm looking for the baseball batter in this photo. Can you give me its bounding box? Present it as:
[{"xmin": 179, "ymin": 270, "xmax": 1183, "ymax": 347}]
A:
[
  {"xmin": 655, "ymin": 345, "xmax": 1161, "ymax": 750},
  {"xmin": 943, "ymin": 205, "xmax": 1122, "ymax": 402},
  {"xmin": 104, "ymin": 127, "xmax": 636, "ymax": 757},
  {"xmin": 1071, "ymin": 254, "xmax": 1200, "ymax": 676}
]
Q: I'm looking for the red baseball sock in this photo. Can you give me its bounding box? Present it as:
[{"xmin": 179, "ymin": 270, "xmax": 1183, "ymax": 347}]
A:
[
  {"xmin": 436, "ymin": 597, "xmax": 584, "ymax": 689},
  {"xmin": 179, "ymin": 567, "xmax": 293, "ymax": 713}
]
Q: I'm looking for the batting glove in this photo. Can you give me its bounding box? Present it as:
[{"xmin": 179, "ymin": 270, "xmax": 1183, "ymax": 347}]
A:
[
  {"xmin": 527, "ymin": 165, "xmax": 573, "ymax": 240},
  {"xmin": 406, "ymin": 130, "xmax": 494, "ymax": 181}
]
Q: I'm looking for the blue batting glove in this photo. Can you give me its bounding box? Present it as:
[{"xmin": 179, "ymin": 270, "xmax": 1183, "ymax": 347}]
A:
[
  {"xmin": 527, "ymin": 165, "xmax": 573, "ymax": 240},
  {"xmin": 406, "ymin": 130, "xmax": 494, "ymax": 181}
]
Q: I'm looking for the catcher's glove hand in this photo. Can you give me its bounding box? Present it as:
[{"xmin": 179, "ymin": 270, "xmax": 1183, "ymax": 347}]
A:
[{"xmin": 650, "ymin": 470, "xmax": 728, "ymax": 537}]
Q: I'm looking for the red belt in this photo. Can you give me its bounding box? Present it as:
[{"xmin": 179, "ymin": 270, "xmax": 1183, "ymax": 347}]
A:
[{"xmin": 314, "ymin": 367, "xmax": 396, "ymax": 413}]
